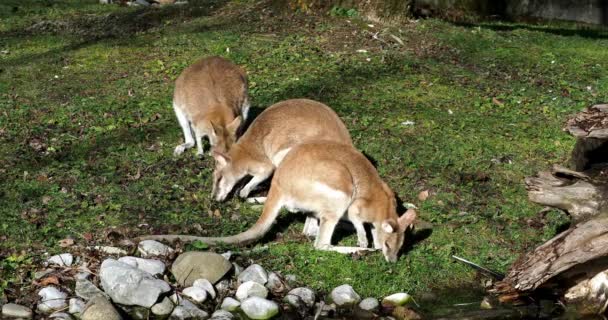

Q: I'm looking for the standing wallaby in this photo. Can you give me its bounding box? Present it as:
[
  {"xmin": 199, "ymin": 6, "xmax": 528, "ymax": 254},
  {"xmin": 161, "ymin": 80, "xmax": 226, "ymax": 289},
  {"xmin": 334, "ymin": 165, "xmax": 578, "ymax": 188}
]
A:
[
  {"xmin": 173, "ymin": 56, "xmax": 249, "ymax": 157},
  {"xmin": 139, "ymin": 141, "xmax": 417, "ymax": 262},
  {"xmin": 211, "ymin": 99, "xmax": 352, "ymax": 202}
]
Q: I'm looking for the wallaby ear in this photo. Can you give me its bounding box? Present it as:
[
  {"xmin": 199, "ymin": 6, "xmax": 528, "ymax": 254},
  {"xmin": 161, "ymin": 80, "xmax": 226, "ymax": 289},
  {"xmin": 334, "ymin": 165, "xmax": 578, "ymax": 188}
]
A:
[
  {"xmin": 212, "ymin": 150, "xmax": 230, "ymax": 167},
  {"xmin": 381, "ymin": 220, "xmax": 397, "ymax": 233},
  {"xmin": 226, "ymin": 116, "xmax": 242, "ymax": 136},
  {"xmin": 398, "ymin": 209, "xmax": 417, "ymax": 231}
]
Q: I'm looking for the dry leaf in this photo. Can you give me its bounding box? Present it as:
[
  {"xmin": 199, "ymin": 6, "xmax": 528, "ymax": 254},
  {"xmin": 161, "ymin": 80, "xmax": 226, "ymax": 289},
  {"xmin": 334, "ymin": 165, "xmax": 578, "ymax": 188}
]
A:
[
  {"xmin": 42, "ymin": 196, "xmax": 51, "ymax": 205},
  {"xmin": 418, "ymin": 190, "xmax": 430, "ymax": 201},
  {"xmin": 59, "ymin": 238, "xmax": 74, "ymax": 247},
  {"xmin": 83, "ymin": 232, "xmax": 94, "ymax": 241},
  {"xmin": 492, "ymin": 97, "xmax": 504, "ymax": 106},
  {"xmin": 213, "ymin": 209, "xmax": 221, "ymax": 218},
  {"xmin": 128, "ymin": 168, "xmax": 141, "ymax": 181},
  {"xmin": 38, "ymin": 275, "xmax": 60, "ymax": 286}
]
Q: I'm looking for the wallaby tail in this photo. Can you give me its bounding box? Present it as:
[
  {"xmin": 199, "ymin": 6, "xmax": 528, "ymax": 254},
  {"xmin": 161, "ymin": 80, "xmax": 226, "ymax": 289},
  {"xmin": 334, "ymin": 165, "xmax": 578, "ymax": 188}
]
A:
[{"xmin": 136, "ymin": 187, "xmax": 283, "ymax": 245}]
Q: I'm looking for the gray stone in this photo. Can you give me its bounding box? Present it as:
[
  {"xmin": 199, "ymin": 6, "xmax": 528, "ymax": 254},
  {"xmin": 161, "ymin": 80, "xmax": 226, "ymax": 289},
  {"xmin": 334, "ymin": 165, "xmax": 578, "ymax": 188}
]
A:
[
  {"xmin": 265, "ymin": 272, "xmax": 286, "ymax": 294},
  {"xmin": 285, "ymin": 274, "xmax": 297, "ymax": 284},
  {"xmin": 38, "ymin": 286, "xmax": 68, "ymax": 314},
  {"xmin": 170, "ymin": 296, "xmax": 209, "ymax": 319},
  {"xmin": 285, "ymin": 287, "xmax": 315, "ymax": 309},
  {"xmin": 68, "ymin": 298, "xmax": 86, "ymax": 315},
  {"xmin": 137, "ymin": 240, "xmax": 174, "ymax": 258},
  {"xmin": 34, "ymin": 269, "xmax": 53, "ymax": 280},
  {"xmin": 331, "ymin": 285, "xmax": 361, "ymax": 307},
  {"xmin": 89, "ymin": 246, "xmax": 127, "ymax": 256},
  {"xmin": 81, "ymin": 296, "xmax": 122, "ymax": 320},
  {"xmin": 240, "ymin": 297, "xmax": 279, "ymax": 320},
  {"xmin": 47, "ymin": 253, "xmax": 73, "ymax": 267},
  {"xmin": 193, "ymin": 279, "xmax": 216, "ymax": 299},
  {"xmin": 118, "ymin": 256, "xmax": 166, "ymax": 276},
  {"xmin": 75, "ymin": 278, "xmax": 107, "ymax": 300},
  {"xmin": 118, "ymin": 305, "xmax": 149, "ymax": 320},
  {"xmin": 99, "ymin": 258, "xmax": 171, "ymax": 308},
  {"xmin": 236, "ymin": 281, "xmax": 268, "ymax": 301},
  {"xmin": 2, "ymin": 303, "xmax": 33, "ymax": 319},
  {"xmin": 151, "ymin": 297, "xmax": 174, "ymax": 317},
  {"xmin": 210, "ymin": 310, "xmax": 233, "ymax": 320},
  {"xmin": 237, "ymin": 264, "xmax": 267, "ymax": 285},
  {"xmin": 171, "ymin": 252, "xmax": 231, "ymax": 286},
  {"xmin": 182, "ymin": 286, "xmax": 208, "ymax": 303},
  {"xmin": 220, "ymin": 297, "xmax": 240, "ymax": 312},
  {"xmin": 359, "ymin": 298, "xmax": 380, "ymax": 311}
]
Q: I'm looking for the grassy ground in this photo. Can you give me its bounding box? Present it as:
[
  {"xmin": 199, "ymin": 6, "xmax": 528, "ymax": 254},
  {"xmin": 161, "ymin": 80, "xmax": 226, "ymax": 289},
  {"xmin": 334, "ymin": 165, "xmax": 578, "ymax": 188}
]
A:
[{"xmin": 1, "ymin": 0, "xmax": 607, "ymax": 307}]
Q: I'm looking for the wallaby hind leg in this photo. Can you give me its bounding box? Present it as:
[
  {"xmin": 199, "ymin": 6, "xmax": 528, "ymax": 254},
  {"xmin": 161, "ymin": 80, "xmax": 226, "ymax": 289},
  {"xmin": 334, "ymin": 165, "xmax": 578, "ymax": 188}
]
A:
[
  {"xmin": 173, "ymin": 104, "xmax": 195, "ymax": 156},
  {"xmin": 194, "ymin": 129, "xmax": 206, "ymax": 157},
  {"xmin": 314, "ymin": 214, "xmax": 340, "ymax": 249}
]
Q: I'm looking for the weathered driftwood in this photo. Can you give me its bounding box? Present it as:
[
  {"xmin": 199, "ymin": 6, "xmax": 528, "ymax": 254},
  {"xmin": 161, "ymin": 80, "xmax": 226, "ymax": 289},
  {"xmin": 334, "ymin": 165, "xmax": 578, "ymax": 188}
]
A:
[
  {"xmin": 503, "ymin": 216, "xmax": 608, "ymax": 292},
  {"xmin": 525, "ymin": 165, "xmax": 608, "ymax": 222},
  {"xmin": 497, "ymin": 105, "xmax": 608, "ymax": 315}
]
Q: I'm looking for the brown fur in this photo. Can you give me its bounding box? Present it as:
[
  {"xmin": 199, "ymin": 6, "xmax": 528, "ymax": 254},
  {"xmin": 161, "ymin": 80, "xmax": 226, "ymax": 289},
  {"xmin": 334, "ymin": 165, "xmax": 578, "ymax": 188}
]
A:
[{"xmin": 173, "ymin": 56, "xmax": 249, "ymax": 156}]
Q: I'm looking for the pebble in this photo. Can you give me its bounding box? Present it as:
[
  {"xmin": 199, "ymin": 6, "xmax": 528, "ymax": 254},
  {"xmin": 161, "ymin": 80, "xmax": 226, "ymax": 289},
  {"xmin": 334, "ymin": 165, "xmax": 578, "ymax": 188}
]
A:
[
  {"xmin": 265, "ymin": 272, "xmax": 287, "ymax": 294},
  {"xmin": 137, "ymin": 240, "xmax": 174, "ymax": 258},
  {"xmin": 220, "ymin": 297, "xmax": 240, "ymax": 312},
  {"xmin": 285, "ymin": 287, "xmax": 316, "ymax": 309},
  {"xmin": 171, "ymin": 252, "xmax": 232, "ymax": 286},
  {"xmin": 49, "ymin": 312, "xmax": 72, "ymax": 319},
  {"xmin": 151, "ymin": 297, "xmax": 174, "ymax": 317},
  {"xmin": 331, "ymin": 285, "xmax": 361, "ymax": 307},
  {"xmin": 182, "ymin": 286, "xmax": 208, "ymax": 303},
  {"xmin": 81, "ymin": 296, "xmax": 122, "ymax": 320},
  {"xmin": 2, "ymin": 303, "xmax": 33, "ymax": 319},
  {"xmin": 170, "ymin": 297, "xmax": 209, "ymax": 320},
  {"xmin": 236, "ymin": 281, "xmax": 269, "ymax": 301},
  {"xmin": 210, "ymin": 309, "xmax": 234, "ymax": 319},
  {"xmin": 68, "ymin": 298, "xmax": 86, "ymax": 315},
  {"xmin": 359, "ymin": 298, "xmax": 380, "ymax": 311},
  {"xmin": 240, "ymin": 297, "xmax": 279, "ymax": 320},
  {"xmin": 237, "ymin": 264, "xmax": 268, "ymax": 285},
  {"xmin": 382, "ymin": 293, "xmax": 412, "ymax": 307},
  {"xmin": 75, "ymin": 278, "xmax": 107, "ymax": 300},
  {"xmin": 47, "ymin": 253, "xmax": 73, "ymax": 267},
  {"xmin": 89, "ymin": 246, "xmax": 128, "ymax": 256},
  {"xmin": 193, "ymin": 278, "xmax": 216, "ymax": 299},
  {"xmin": 215, "ymin": 280, "xmax": 231, "ymax": 296},
  {"xmin": 38, "ymin": 287, "xmax": 68, "ymax": 314}
]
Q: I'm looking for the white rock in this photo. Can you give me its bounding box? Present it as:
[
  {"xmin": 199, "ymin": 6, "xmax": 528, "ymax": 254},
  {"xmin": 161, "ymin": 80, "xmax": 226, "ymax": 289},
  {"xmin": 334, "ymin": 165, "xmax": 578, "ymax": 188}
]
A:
[
  {"xmin": 210, "ymin": 309, "xmax": 233, "ymax": 320},
  {"xmin": 69, "ymin": 298, "xmax": 86, "ymax": 315},
  {"xmin": 38, "ymin": 287, "xmax": 68, "ymax": 314},
  {"xmin": 382, "ymin": 293, "xmax": 412, "ymax": 306},
  {"xmin": 2, "ymin": 303, "xmax": 33, "ymax": 319},
  {"xmin": 240, "ymin": 297, "xmax": 279, "ymax": 320},
  {"xmin": 151, "ymin": 297, "xmax": 174, "ymax": 317},
  {"xmin": 285, "ymin": 287, "xmax": 315, "ymax": 308},
  {"xmin": 220, "ymin": 297, "xmax": 240, "ymax": 311},
  {"xmin": 359, "ymin": 297, "xmax": 379, "ymax": 311},
  {"xmin": 99, "ymin": 259, "xmax": 171, "ymax": 308},
  {"xmin": 170, "ymin": 297, "xmax": 209, "ymax": 319},
  {"xmin": 331, "ymin": 285, "xmax": 361, "ymax": 307},
  {"xmin": 193, "ymin": 279, "xmax": 216, "ymax": 299},
  {"xmin": 89, "ymin": 246, "xmax": 128, "ymax": 256},
  {"xmin": 237, "ymin": 264, "xmax": 267, "ymax": 285},
  {"xmin": 265, "ymin": 272, "xmax": 286, "ymax": 293},
  {"xmin": 118, "ymin": 256, "xmax": 165, "ymax": 276},
  {"xmin": 236, "ymin": 281, "xmax": 268, "ymax": 301},
  {"xmin": 137, "ymin": 240, "xmax": 174, "ymax": 258},
  {"xmin": 47, "ymin": 253, "xmax": 73, "ymax": 267},
  {"xmin": 182, "ymin": 286, "xmax": 208, "ymax": 303},
  {"xmin": 49, "ymin": 312, "xmax": 72, "ymax": 319}
]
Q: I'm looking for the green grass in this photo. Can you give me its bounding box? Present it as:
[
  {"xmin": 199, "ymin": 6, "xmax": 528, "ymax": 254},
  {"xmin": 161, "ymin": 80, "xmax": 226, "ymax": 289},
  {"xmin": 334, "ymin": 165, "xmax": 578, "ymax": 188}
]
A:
[{"xmin": 1, "ymin": 0, "xmax": 607, "ymax": 307}]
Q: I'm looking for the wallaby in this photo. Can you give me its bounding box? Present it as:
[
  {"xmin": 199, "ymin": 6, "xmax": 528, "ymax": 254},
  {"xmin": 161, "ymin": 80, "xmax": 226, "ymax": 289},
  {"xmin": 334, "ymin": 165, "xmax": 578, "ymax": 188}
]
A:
[
  {"xmin": 173, "ymin": 56, "xmax": 249, "ymax": 157},
  {"xmin": 211, "ymin": 98, "xmax": 352, "ymax": 202},
  {"xmin": 139, "ymin": 141, "xmax": 417, "ymax": 262}
]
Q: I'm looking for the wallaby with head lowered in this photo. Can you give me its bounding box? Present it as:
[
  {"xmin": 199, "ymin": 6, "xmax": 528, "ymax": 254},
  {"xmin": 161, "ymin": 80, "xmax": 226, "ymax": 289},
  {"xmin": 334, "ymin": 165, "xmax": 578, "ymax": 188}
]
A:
[
  {"xmin": 140, "ymin": 141, "xmax": 417, "ymax": 262},
  {"xmin": 211, "ymin": 99, "xmax": 353, "ymax": 202},
  {"xmin": 173, "ymin": 56, "xmax": 249, "ymax": 157}
]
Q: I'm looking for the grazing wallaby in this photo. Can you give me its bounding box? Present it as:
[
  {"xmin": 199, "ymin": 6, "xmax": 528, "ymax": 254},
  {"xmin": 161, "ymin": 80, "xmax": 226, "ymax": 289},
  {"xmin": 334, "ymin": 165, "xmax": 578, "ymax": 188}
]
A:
[
  {"xmin": 211, "ymin": 99, "xmax": 352, "ymax": 202},
  {"xmin": 173, "ymin": 56, "xmax": 249, "ymax": 157},
  {"xmin": 139, "ymin": 141, "xmax": 417, "ymax": 262}
]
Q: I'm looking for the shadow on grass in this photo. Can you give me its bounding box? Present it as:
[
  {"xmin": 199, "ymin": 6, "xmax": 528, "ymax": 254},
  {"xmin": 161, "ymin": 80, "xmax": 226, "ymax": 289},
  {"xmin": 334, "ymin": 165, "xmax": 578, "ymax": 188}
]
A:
[
  {"xmin": 1, "ymin": 0, "xmax": 229, "ymax": 68},
  {"xmin": 454, "ymin": 21, "xmax": 608, "ymax": 39}
]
